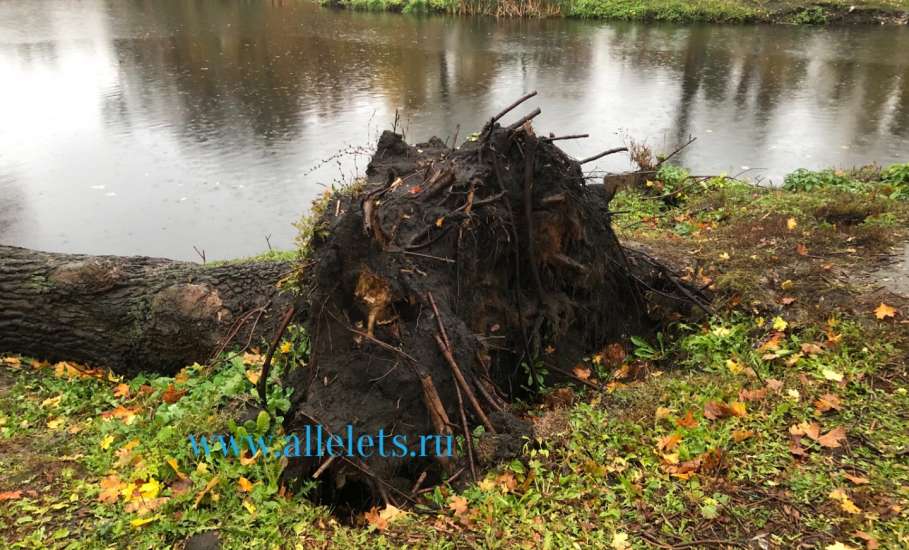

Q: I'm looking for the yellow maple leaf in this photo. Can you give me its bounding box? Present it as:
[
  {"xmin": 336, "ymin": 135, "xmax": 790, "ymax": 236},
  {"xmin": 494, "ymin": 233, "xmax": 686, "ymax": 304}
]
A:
[
  {"xmin": 787, "ymin": 217, "xmax": 798, "ymax": 230},
  {"xmin": 46, "ymin": 417, "xmax": 65, "ymax": 430},
  {"xmin": 772, "ymin": 316, "xmax": 788, "ymax": 331},
  {"xmin": 726, "ymin": 358, "xmax": 744, "ymax": 375},
  {"xmin": 279, "ymin": 341, "xmax": 293, "ymax": 354},
  {"xmin": 874, "ymin": 303, "xmax": 897, "ymax": 320},
  {"xmin": 139, "ymin": 479, "xmax": 161, "ymax": 500},
  {"xmin": 100, "ymin": 435, "xmax": 115, "ymax": 450},
  {"xmin": 41, "ymin": 395, "xmax": 63, "ymax": 408}
]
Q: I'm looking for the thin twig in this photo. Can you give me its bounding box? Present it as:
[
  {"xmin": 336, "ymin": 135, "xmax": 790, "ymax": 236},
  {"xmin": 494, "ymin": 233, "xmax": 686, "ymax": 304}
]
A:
[{"xmin": 579, "ymin": 147, "xmax": 628, "ymax": 165}]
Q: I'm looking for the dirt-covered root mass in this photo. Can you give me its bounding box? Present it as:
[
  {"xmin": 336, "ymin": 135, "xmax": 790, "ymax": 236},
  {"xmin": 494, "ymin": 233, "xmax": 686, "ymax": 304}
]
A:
[{"xmin": 281, "ymin": 121, "xmax": 705, "ymax": 508}]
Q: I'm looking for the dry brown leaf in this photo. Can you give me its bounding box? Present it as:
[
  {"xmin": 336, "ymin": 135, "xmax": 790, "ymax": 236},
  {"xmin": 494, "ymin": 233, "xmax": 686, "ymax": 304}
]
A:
[
  {"xmin": 113, "ymin": 383, "xmax": 130, "ymax": 399},
  {"xmin": 98, "ymin": 475, "xmax": 123, "ymax": 503},
  {"xmin": 815, "ymin": 393, "xmax": 843, "ymax": 413},
  {"xmin": 789, "ymin": 436, "xmax": 807, "ymax": 456},
  {"xmin": 817, "ymin": 426, "xmax": 847, "ymax": 448},
  {"xmin": 657, "ymin": 433, "xmax": 682, "ymax": 452},
  {"xmin": 790, "ymin": 421, "xmax": 821, "ymax": 441},
  {"xmin": 704, "ymin": 401, "xmax": 730, "ymax": 420},
  {"xmin": 766, "ymin": 379, "xmax": 784, "ymax": 392},
  {"xmin": 0, "ymin": 490, "xmax": 23, "ymax": 501},
  {"xmin": 853, "ymin": 530, "xmax": 879, "ymax": 549},
  {"xmin": 572, "ymin": 365, "xmax": 591, "ymax": 381},
  {"xmin": 161, "ymin": 385, "xmax": 186, "ymax": 404},
  {"xmin": 603, "ymin": 343, "xmax": 626, "ymax": 367},
  {"xmin": 732, "ymin": 430, "xmax": 754, "ymax": 443},
  {"xmin": 739, "ymin": 388, "xmax": 767, "ymax": 402},
  {"xmin": 842, "ymin": 472, "xmax": 869, "ymax": 485},
  {"xmin": 676, "ymin": 410, "xmax": 699, "ymax": 429},
  {"xmin": 801, "ymin": 343, "xmax": 824, "ymax": 356},
  {"xmin": 796, "ymin": 243, "xmax": 809, "ymax": 256}
]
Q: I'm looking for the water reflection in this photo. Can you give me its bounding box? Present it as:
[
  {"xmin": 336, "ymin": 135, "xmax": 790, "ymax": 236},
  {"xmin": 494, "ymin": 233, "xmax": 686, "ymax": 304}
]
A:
[{"xmin": 0, "ymin": 0, "xmax": 907, "ymax": 259}]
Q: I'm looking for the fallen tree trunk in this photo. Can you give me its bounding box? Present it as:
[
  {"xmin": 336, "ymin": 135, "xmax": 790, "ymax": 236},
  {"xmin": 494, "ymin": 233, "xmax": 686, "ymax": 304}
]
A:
[{"xmin": 0, "ymin": 246, "xmax": 297, "ymax": 376}]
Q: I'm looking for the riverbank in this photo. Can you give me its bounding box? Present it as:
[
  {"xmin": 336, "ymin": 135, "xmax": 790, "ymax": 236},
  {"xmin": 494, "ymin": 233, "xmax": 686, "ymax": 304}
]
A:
[
  {"xmin": 2, "ymin": 162, "xmax": 908, "ymax": 547},
  {"xmin": 322, "ymin": 0, "xmax": 909, "ymax": 24}
]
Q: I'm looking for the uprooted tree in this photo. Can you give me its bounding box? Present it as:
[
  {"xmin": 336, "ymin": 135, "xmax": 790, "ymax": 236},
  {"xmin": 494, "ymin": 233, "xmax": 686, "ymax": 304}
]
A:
[{"xmin": 0, "ymin": 92, "xmax": 709, "ymax": 510}]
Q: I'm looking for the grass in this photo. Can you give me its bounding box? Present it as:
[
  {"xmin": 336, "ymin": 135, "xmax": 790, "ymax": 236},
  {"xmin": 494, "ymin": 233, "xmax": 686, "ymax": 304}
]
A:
[
  {"xmin": 321, "ymin": 0, "xmax": 909, "ymax": 23},
  {"xmin": 2, "ymin": 164, "xmax": 909, "ymax": 548}
]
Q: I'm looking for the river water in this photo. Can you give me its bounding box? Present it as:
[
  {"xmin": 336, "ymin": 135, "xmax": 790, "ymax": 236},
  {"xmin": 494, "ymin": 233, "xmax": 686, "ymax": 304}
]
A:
[{"xmin": 1, "ymin": 1, "xmax": 907, "ymax": 260}]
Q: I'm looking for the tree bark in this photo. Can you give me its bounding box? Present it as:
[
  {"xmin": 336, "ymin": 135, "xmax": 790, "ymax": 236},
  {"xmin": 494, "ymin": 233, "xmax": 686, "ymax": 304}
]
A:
[{"xmin": 0, "ymin": 246, "xmax": 297, "ymax": 376}]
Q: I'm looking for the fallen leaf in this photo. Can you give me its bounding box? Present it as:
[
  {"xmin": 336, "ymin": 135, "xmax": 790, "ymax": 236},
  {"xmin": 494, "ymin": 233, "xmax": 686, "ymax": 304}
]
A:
[
  {"xmin": 113, "ymin": 384, "xmax": 130, "ymax": 399},
  {"xmin": 448, "ymin": 495, "xmax": 468, "ymax": 516},
  {"xmin": 874, "ymin": 303, "xmax": 897, "ymax": 320},
  {"xmin": 41, "ymin": 395, "xmax": 63, "ymax": 408},
  {"xmin": 801, "ymin": 343, "xmax": 824, "ymax": 356},
  {"xmin": 365, "ymin": 504, "xmax": 406, "ymax": 531},
  {"xmin": 572, "ymin": 365, "xmax": 591, "ymax": 381},
  {"xmin": 130, "ymin": 515, "xmax": 160, "ymax": 528},
  {"xmin": 655, "ymin": 406, "xmax": 672, "ymax": 420},
  {"xmin": 194, "ymin": 476, "xmax": 220, "ymax": 507},
  {"xmin": 238, "ymin": 476, "xmax": 254, "ymax": 493},
  {"xmin": 46, "ymin": 417, "xmax": 65, "ymax": 430},
  {"xmin": 125, "ymin": 496, "xmax": 167, "ymax": 515},
  {"xmin": 657, "ymin": 433, "xmax": 682, "ymax": 452},
  {"xmin": 787, "ymin": 217, "xmax": 798, "ymax": 230},
  {"xmin": 603, "ymin": 343, "xmax": 626, "ymax": 366},
  {"xmin": 772, "ymin": 316, "xmax": 789, "ymax": 332},
  {"xmin": 0, "ymin": 490, "xmax": 23, "ymax": 501},
  {"xmin": 100, "ymin": 435, "xmax": 115, "ymax": 450},
  {"xmin": 842, "ymin": 472, "xmax": 869, "ymax": 485},
  {"xmin": 1, "ymin": 356, "xmax": 21, "ymax": 368},
  {"xmin": 245, "ymin": 369, "xmax": 261, "ymax": 385},
  {"xmin": 161, "ymin": 385, "xmax": 186, "ymax": 404},
  {"xmin": 611, "ymin": 532, "xmax": 631, "ymax": 550},
  {"xmin": 166, "ymin": 457, "xmax": 187, "ymax": 479},
  {"xmin": 790, "ymin": 422, "xmax": 821, "ymax": 441},
  {"xmin": 766, "ymin": 379, "xmax": 784, "ymax": 392},
  {"xmin": 242, "ymin": 351, "xmax": 264, "ymax": 366},
  {"xmin": 822, "ymin": 368, "xmax": 844, "ymax": 382},
  {"xmin": 98, "ymin": 475, "xmax": 124, "ymax": 504},
  {"xmin": 759, "ymin": 332, "xmax": 785, "ymax": 352},
  {"xmin": 826, "ymin": 543, "xmax": 858, "ymax": 550},
  {"xmin": 739, "ymin": 388, "xmax": 767, "ymax": 402},
  {"xmin": 101, "ymin": 405, "xmax": 139, "ymax": 425},
  {"xmin": 829, "ymin": 488, "xmax": 862, "ymax": 514},
  {"xmin": 732, "ymin": 430, "xmax": 754, "ymax": 442},
  {"xmin": 781, "ymin": 296, "xmax": 797, "ymax": 305},
  {"xmin": 242, "ymin": 499, "xmax": 256, "ymax": 515},
  {"xmin": 852, "ymin": 530, "xmax": 879, "ymax": 549},
  {"xmin": 496, "ymin": 472, "xmax": 517, "ymax": 493},
  {"xmin": 817, "ymin": 426, "xmax": 847, "ymax": 448},
  {"xmin": 796, "ymin": 243, "xmax": 809, "ymax": 256},
  {"xmin": 676, "ymin": 410, "xmax": 698, "ymax": 429},
  {"xmin": 815, "ymin": 393, "xmax": 843, "ymax": 413}
]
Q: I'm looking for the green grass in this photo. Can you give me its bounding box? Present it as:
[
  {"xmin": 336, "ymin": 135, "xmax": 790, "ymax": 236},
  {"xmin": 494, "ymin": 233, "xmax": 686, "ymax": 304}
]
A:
[
  {"xmin": 3, "ymin": 165, "xmax": 909, "ymax": 548},
  {"xmin": 321, "ymin": 0, "xmax": 909, "ymax": 23}
]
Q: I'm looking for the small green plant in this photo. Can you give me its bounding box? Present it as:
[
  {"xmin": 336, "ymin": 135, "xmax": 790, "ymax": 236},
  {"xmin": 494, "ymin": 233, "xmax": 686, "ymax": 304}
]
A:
[
  {"xmin": 782, "ymin": 168, "xmax": 856, "ymax": 192},
  {"xmin": 790, "ymin": 6, "xmax": 828, "ymax": 25},
  {"xmin": 881, "ymin": 162, "xmax": 909, "ymax": 200}
]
